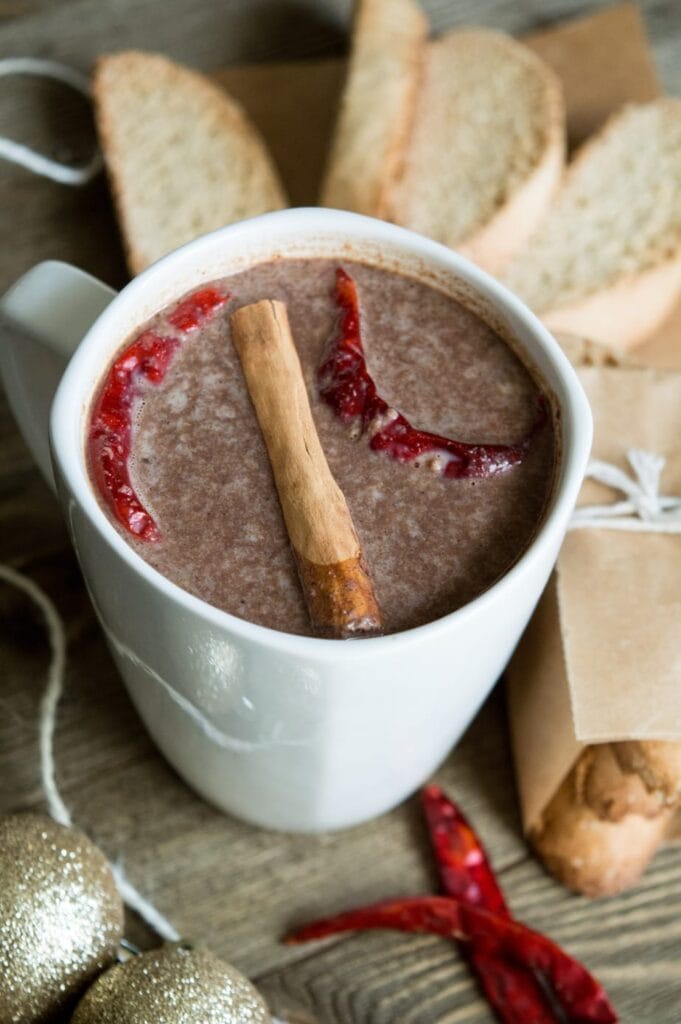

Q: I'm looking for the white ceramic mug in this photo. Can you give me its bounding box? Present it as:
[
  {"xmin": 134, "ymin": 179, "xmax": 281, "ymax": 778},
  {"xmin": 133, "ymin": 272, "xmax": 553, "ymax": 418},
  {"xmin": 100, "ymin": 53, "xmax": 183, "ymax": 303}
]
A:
[{"xmin": 0, "ymin": 208, "xmax": 592, "ymax": 831}]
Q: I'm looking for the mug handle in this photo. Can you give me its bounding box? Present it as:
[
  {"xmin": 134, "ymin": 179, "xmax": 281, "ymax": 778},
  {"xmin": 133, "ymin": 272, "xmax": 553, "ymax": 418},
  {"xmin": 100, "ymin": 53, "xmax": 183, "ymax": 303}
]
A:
[{"xmin": 0, "ymin": 261, "xmax": 116, "ymax": 491}]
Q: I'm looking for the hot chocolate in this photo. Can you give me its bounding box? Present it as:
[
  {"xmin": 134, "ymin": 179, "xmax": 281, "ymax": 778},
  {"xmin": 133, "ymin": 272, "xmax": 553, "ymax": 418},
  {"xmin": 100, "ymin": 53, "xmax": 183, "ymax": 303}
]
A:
[{"xmin": 87, "ymin": 258, "xmax": 556, "ymax": 636}]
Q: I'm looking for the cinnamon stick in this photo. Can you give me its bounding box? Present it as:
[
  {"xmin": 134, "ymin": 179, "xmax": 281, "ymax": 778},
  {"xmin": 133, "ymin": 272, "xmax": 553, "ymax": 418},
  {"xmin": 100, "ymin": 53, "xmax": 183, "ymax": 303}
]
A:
[{"xmin": 230, "ymin": 299, "xmax": 383, "ymax": 638}]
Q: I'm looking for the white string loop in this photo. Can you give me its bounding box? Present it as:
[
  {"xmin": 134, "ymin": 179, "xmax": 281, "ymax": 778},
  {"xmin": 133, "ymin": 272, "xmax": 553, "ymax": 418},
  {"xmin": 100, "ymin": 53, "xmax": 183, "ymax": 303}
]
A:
[
  {"xmin": 0, "ymin": 564, "xmax": 179, "ymax": 942},
  {"xmin": 111, "ymin": 865, "xmax": 180, "ymax": 942},
  {"xmin": 570, "ymin": 448, "xmax": 681, "ymax": 534},
  {"xmin": 0, "ymin": 57, "xmax": 102, "ymax": 185},
  {"xmin": 0, "ymin": 565, "xmax": 72, "ymax": 828}
]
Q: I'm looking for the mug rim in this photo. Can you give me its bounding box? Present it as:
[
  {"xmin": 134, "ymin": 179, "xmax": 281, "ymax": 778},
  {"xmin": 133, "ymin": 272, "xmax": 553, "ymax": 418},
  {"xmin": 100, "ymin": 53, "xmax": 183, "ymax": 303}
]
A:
[{"xmin": 50, "ymin": 207, "xmax": 592, "ymax": 659}]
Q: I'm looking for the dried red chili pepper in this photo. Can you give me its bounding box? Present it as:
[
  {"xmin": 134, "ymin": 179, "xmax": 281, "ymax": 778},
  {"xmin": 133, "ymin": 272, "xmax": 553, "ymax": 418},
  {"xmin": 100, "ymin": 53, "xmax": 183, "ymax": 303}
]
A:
[
  {"xmin": 168, "ymin": 286, "xmax": 229, "ymax": 332},
  {"xmin": 422, "ymin": 785, "xmax": 559, "ymax": 1024},
  {"xmin": 422, "ymin": 784, "xmax": 509, "ymax": 914},
  {"xmin": 286, "ymin": 787, "xmax": 617, "ymax": 1023},
  {"xmin": 89, "ymin": 330, "xmax": 180, "ymax": 541},
  {"xmin": 89, "ymin": 286, "xmax": 228, "ymax": 541},
  {"xmin": 286, "ymin": 896, "xmax": 616, "ymax": 1024},
  {"xmin": 318, "ymin": 267, "xmax": 545, "ymax": 479}
]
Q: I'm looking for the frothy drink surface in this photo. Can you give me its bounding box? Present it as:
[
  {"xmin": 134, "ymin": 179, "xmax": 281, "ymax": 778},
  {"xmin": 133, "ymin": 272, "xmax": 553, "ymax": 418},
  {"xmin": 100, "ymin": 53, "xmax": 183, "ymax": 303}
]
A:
[{"xmin": 88, "ymin": 258, "xmax": 556, "ymax": 636}]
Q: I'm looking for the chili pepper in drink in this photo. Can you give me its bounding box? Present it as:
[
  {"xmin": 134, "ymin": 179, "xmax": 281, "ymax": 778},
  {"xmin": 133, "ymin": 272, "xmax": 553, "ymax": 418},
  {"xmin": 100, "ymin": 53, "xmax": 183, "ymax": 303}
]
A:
[
  {"xmin": 318, "ymin": 267, "xmax": 541, "ymax": 479},
  {"xmin": 422, "ymin": 785, "xmax": 559, "ymax": 1024},
  {"xmin": 168, "ymin": 286, "xmax": 229, "ymax": 331},
  {"xmin": 88, "ymin": 285, "xmax": 229, "ymax": 541},
  {"xmin": 285, "ymin": 896, "xmax": 617, "ymax": 1024}
]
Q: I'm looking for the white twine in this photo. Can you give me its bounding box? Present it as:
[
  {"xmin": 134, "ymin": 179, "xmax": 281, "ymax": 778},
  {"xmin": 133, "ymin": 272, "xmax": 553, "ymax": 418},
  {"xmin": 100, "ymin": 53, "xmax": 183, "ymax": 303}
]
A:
[
  {"xmin": 569, "ymin": 448, "xmax": 681, "ymax": 534},
  {"xmin": 0, "ymin": 57, "xmax": 102, "ymax": 185},
  {"xmin": 0, "ymin": 564, "xmax": 179, "ymax": 942},
  {"xmin": 0, "ymin": 565, "xmax": 72, "ymax": 828},
  {"xmin": 110, "ymin": 865, "xmax": 179, "ymax": 942}
]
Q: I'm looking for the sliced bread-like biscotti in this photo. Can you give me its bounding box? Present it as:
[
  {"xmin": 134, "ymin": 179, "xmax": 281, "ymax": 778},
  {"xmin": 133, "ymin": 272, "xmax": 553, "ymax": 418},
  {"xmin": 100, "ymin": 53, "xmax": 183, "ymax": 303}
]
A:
[
  {"xmin": 93, "ymin": 51, "xmax": 287, "ymax": 275},
  {"xmin": 503, "ymin": 100, "xmax": 681, "ymax": 350},
  {"xmin": 389, "ymin": 29, "xmax": 565, "ymax": 275},
  {"xmin": 319, "ymin": 0, "xmax": 428, "ymax": 217}
]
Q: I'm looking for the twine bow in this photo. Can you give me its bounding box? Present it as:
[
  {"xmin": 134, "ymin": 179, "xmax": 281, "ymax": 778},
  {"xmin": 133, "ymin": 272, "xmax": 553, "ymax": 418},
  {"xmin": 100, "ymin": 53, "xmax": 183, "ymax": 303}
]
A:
[{"xmin": 570, "ymin": 448, "xmax": 681, "ymax": 534}]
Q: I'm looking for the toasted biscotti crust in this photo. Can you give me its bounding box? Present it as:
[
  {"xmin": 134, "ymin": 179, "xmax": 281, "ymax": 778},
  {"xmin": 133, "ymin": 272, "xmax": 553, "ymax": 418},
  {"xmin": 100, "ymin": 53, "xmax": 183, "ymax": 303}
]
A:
[
  {"xmin": 532, "ymin": 743, "xmax": 681, "ymax": 898},
  {"xmin": 532, "ymin": 770, "xmax": 674, "ymax": 899},
  {"xmin": 613, "ymin": 741, "xmax": 681, "ymax": 805}
]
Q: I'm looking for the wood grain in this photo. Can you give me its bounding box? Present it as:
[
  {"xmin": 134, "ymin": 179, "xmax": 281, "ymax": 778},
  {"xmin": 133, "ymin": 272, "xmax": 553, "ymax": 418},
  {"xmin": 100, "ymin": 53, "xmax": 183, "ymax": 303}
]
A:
[{"xmin": 1, "ymin": 3, "xmax": 681, "ymax": 1023}]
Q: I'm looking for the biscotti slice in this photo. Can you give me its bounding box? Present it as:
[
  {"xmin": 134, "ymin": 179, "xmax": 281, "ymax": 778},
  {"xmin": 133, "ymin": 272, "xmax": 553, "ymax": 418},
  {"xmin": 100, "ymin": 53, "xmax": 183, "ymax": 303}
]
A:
[
  {"xmin": 389, "ymin": 29, "xmax": 565, "ymax": 275},
  {"xmin": 93, "ymin": 51, "xmax": 287, "ymax": 275},
  {"xmin": 319, "ymin": 0, "xmax": 428, "ymax": 217},
  {"xmin": 504, "ymin": 100, "xmax": 681, "ymax": 350}
]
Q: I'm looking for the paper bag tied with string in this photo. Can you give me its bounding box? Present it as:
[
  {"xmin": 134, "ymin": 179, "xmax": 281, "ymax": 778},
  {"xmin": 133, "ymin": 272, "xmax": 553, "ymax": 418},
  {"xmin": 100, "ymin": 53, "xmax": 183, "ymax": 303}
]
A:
[{"xmin": 508, "ymin": 364, "xmax": 681, "ymax": 897}]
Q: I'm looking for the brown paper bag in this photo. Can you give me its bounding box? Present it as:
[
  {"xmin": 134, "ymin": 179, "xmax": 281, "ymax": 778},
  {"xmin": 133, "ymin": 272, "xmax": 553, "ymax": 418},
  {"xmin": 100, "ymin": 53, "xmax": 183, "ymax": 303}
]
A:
[{"xmin": 508, "ymin": 366, "xmax": 681, "ymax": 838}]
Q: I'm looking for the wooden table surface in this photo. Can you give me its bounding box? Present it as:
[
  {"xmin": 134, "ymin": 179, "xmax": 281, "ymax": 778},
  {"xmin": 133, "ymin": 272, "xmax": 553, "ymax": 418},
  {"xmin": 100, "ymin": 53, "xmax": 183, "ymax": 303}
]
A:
[{"xmin": 1, "ymin": 2, "xmax": 681, "ymax": 1021}]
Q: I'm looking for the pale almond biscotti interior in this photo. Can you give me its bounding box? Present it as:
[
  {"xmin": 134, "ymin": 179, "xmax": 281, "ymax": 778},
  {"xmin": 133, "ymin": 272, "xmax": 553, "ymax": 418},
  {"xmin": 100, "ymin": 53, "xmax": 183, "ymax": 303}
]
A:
[
  {"xmin": 504, "ymin": 100, "xmax": 681, "ymax": 314},
  {"xmin": 93, "ymin": 51, "xmax": 287, "ymax": 274},
  {"xmin": 389, "ymin": 29, "xmax": 564, "ymax": 263}
]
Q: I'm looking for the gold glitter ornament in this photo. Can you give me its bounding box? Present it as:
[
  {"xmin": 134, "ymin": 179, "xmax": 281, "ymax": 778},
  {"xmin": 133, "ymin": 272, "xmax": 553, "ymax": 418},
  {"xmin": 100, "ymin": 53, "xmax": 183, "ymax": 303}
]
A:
[
  {"xmin": 70, "ymin": 943, "xmax": 271, "ymax": 1024},
  {"xmin": 0, "ymin": 813, "xmax": 124, "ymax": 1024}
]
